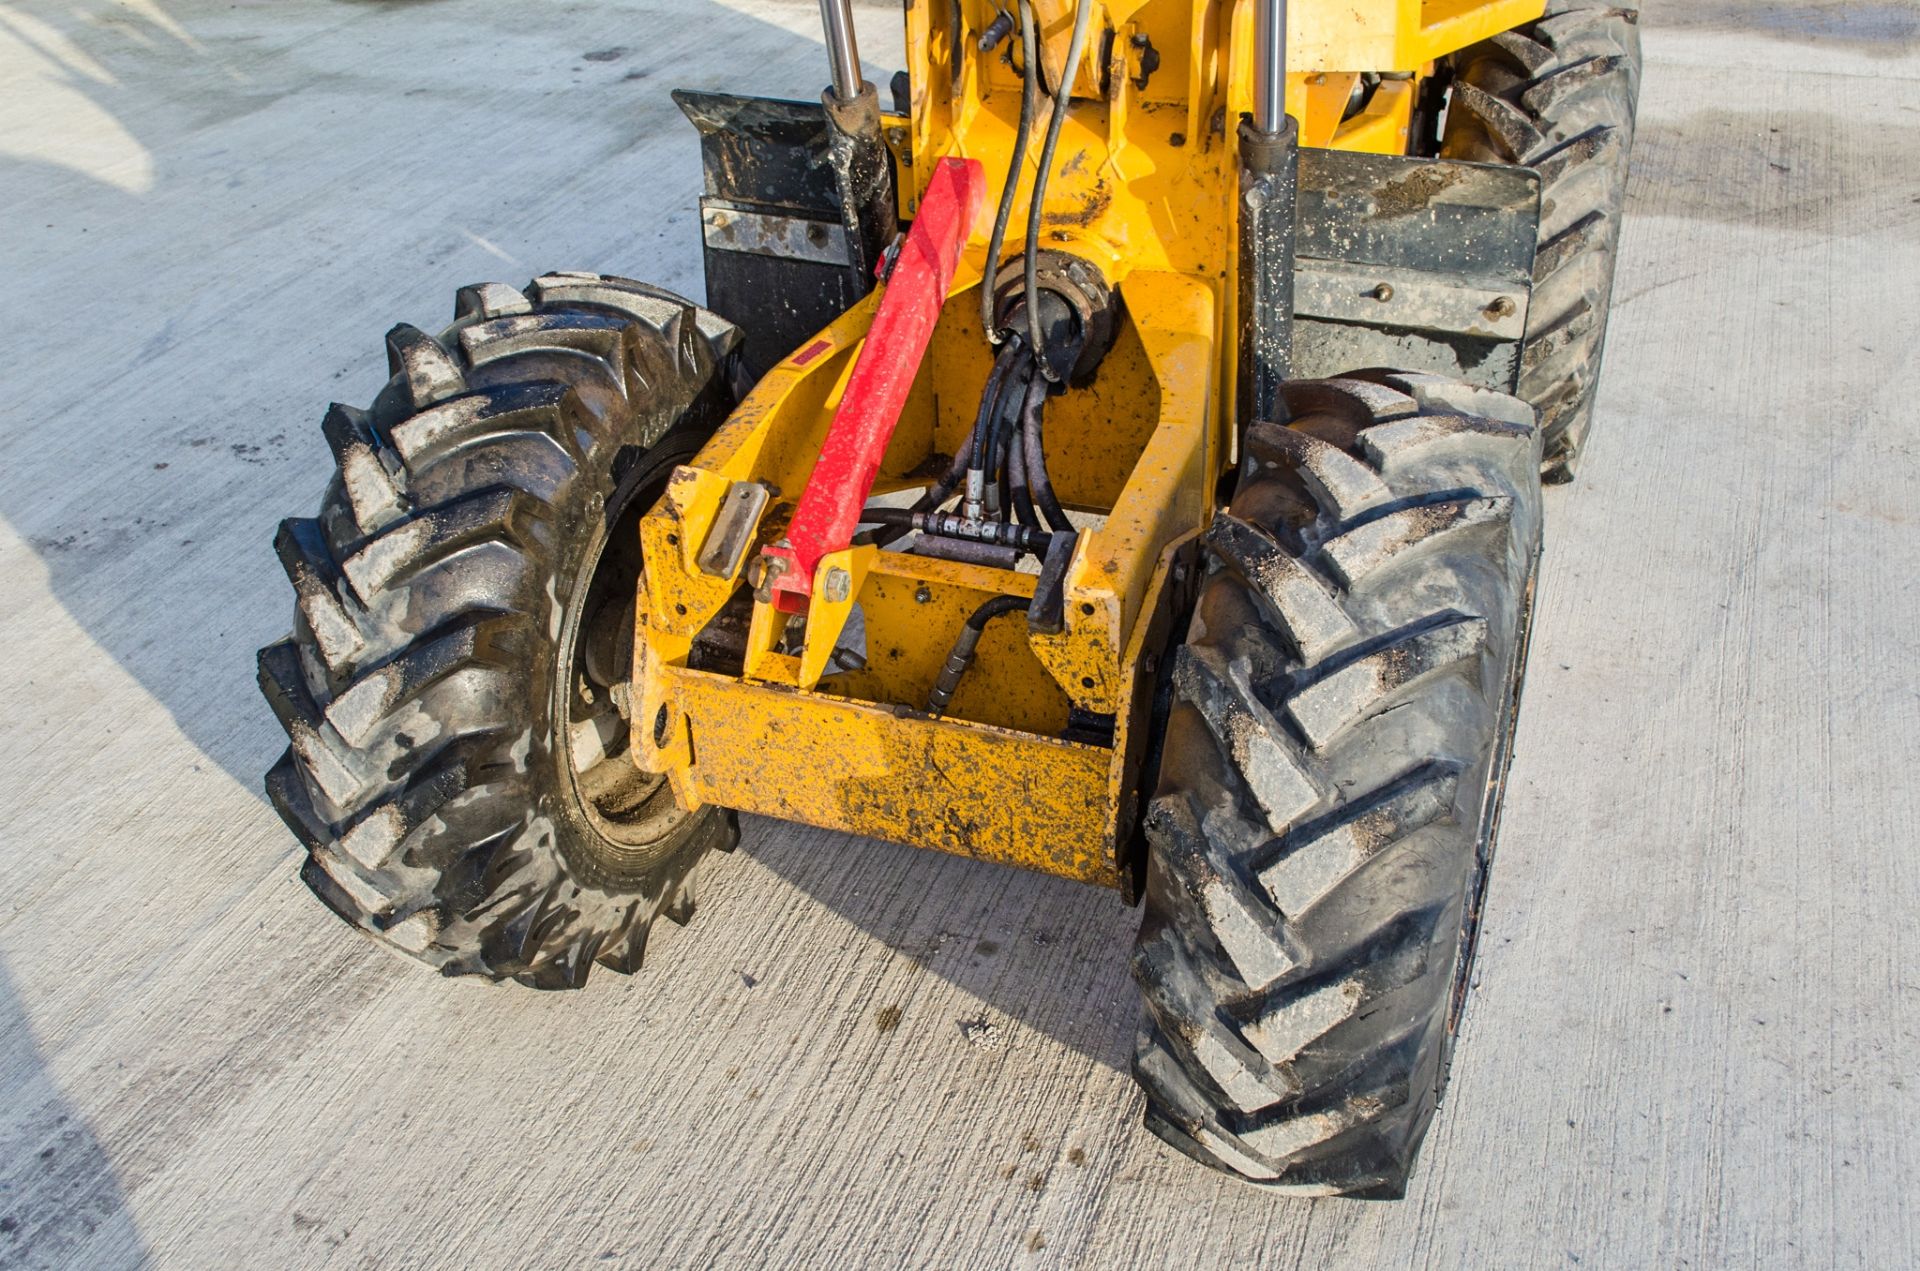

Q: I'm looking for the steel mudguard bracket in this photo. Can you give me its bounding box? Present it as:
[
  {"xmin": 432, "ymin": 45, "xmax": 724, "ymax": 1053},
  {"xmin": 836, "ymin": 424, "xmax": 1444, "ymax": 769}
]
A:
[
  {"xmin": 1292, "ymin": 148, "xmax": 1543, "ymax": 392},
  {"xmin": 674, "ymin": 90, "xmax": 912, "ymax": 379},
  {"xmin": 675, "ymin": 89, "xmax": 1540, "ymax": 394}
]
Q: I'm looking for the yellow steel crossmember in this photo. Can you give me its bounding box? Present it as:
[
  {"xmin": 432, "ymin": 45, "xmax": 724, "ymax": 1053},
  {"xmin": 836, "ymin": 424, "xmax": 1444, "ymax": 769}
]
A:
[
  {"xmin": 662, "ymin": 667, "xmax": 1119, "ymax": 883},
  {"xmin": 641, "ymin": 533, "xmax": 1200, "ymax": 884}
]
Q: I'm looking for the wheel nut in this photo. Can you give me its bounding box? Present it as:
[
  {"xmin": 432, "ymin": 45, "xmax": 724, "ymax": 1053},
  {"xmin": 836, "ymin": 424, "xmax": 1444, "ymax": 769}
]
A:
[{"xmin": 823, "ymin": 567, "xmax": 852, "ymax": 603}]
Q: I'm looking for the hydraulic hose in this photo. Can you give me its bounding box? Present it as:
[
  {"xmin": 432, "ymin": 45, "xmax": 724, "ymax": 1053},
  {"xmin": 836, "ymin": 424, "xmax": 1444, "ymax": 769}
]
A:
[
  {"xmin": 927, "ymin": 594, "xmax": 1028, "ymax": 715},
  {"xmin": 1019, "ymin": 371, "xmax": 1072, "ymax": 531},
  {"xmin": 989, "ymin": 353, "xmax": 1034, "ymax": 506},
  {"xmin": 966, "ymin": 336, "xmax": 1026, "ymax": 517},
  {"xmin": 980, "ymin": 0, "xmax": 1039, "ymax": 344},
  {"xmin": 1023, "ymin": 0, "xmax": 1094, "ymax": 378},
  {"xmin": 858, "ymin": 507, "xmax": 1053, "ymax": 554},
  {"xmin": 1007, "ymin": 420, "xmax": 1039, "ymax": 528}
]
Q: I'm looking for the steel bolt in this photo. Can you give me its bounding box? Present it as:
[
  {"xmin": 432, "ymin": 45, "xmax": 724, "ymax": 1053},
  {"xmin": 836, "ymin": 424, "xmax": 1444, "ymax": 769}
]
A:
[
  {"xmin": 915, "ymin": 585, "xmax": 933, "ymax": 604},
  {"xmin": 1485, "ymin": 296, "xmax": 1516, "ymax": 318},
  {"xmin": 978, "ymin": 9, "xmax": 1015, "ymax": 52},
  {"xmin": 823, "ymin": 567, "xmax": 852, "ymax": 603},
  {"xmin": 1370, "ymin": 282, "xmax": 1395, "ymax": 302}
]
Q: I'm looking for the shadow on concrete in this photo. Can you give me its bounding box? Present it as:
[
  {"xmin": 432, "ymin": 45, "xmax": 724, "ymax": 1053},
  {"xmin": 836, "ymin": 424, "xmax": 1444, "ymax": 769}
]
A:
[
  {"xmin": 0, "ymin": 960, "xmax": 147, "ymax": 1269},
  {"xmin": 0, "ymin": 0, "xmax": 274, "ymax": 785},
  {"xmin": 735, "ymin": 822, "xmax": 1144, "ymax": 1072}
]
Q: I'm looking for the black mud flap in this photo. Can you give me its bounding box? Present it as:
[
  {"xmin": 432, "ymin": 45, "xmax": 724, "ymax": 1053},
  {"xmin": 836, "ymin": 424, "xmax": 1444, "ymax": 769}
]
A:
[
  {"xmin": 673, "ymin": 90, "xmax": 907, "ymax": 379},
  {"xmin": 1292, "ymin": 149, "xmax": 1542, "ymax": 393},
  {"xmin": 674, "ymin": 91, "xmax": 1540, "ymax": 395}
]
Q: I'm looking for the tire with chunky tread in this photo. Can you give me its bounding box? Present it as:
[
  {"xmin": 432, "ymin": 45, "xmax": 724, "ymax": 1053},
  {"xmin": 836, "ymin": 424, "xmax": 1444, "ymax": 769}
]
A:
[
  {"xmin": 1440, "ymin": 1, "xmax": 1640, "ymax": 481},
  {"xmin": 1131, "ymin": 372, "xmax": 1543, "ymax": 1197},
  {"xmin": 258, "ymin": 272, "xmax": 742, "ymax": 989}
]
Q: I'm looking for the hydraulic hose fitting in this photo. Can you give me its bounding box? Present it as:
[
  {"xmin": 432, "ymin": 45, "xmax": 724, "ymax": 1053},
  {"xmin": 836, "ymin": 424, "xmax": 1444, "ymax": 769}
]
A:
[
  {"xmin": 927, "ymin": 625, "xmax": 986, "ymax": 716},
  {"xmin": 990, "ymin": 252, "xmax": 1119, "ymax": 386},
  {"xmin": 926, "ymin": 595, "xmax": 1027, "ymax": 716}
]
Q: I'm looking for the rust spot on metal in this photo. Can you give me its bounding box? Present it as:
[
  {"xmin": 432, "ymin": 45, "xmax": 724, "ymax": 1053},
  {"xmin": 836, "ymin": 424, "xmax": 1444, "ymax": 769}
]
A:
[
  {"xmin": 1042, "ymin": 180, "xmax": 1113, "ymax": 228},
  {"xmin": 1371, "ymin": 163, "xmax": 1467, "ymax": 219}
]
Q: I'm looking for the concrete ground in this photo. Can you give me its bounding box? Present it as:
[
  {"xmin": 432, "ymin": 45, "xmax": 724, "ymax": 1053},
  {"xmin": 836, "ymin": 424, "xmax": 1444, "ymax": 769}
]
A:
[{"xmin": 2, "ymin": 0, "xmax": 1915, "ymax": 1266}]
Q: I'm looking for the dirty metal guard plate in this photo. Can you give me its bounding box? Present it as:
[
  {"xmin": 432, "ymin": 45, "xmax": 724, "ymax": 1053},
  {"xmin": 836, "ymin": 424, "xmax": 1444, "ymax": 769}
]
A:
[
  {"xmin": 1292, "ymin": 149, "xmax": 1542, "ymax": 393},
  {"xmin": 673, "ymin": 90, "xmax": 864, "ymax": 378}
]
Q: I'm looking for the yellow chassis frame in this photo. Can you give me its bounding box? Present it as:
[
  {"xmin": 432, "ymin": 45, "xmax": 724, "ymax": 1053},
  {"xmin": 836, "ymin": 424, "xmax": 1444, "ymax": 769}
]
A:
[{"xmin": 634, "ymin": 0, "xmax": 1543, "ymax": 887}]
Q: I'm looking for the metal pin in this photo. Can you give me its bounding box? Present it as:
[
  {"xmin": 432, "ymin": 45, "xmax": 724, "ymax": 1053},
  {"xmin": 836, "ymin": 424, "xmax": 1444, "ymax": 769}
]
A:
[
  {"xmin": 978, "ymin": 9, "xmax": 1014, "ymax": 52},
  {"xmin": 818, "ymin": 0, "xmax": 864, "ymax": 101}
]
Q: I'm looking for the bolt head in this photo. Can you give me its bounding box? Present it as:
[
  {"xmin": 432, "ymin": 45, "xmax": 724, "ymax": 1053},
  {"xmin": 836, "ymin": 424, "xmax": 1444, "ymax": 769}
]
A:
[
  {"xmin": 1370, "ymin": 282, "xmax": 1395, "ymax": 302},
  {"xmin": 823, "ymin": 567, "xmax": 852, "ymax": 604},
  {"xmin": 914, "ymin": 585, "xmax": 933, "ymax": 604}
]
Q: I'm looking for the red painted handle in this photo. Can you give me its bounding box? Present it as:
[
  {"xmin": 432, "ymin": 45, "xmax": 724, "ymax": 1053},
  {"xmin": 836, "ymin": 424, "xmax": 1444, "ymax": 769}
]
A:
[{"xmin": 762, "ymin": 157, "xmax": 987, "ymax": 612}]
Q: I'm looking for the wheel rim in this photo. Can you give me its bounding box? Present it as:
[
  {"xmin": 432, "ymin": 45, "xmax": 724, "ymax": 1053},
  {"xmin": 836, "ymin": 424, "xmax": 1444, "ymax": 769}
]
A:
[{"xmin": 554, "ymin": 458, "xmax": 696, "ymax": 875}]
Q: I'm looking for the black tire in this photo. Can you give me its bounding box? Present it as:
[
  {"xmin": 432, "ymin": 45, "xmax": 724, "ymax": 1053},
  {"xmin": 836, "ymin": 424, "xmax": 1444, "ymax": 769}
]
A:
[
  {"xmin": 1440, "ymin": 2, "xmax": 1641, "ymax": 482},
  {"xmin": 1131, "ymin": 372, "xmax": 1544, "ymax": 1196},
  {"xmin": 258, "ymin": 273, "xmax": 743, "ymax": 989}
]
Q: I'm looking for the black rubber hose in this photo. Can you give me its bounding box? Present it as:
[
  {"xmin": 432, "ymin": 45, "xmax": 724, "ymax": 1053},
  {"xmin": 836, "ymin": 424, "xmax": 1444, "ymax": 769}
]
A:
[
  {"xmin": 980, "ymin": 0, "xmax": 1039, "ymax": 344},
  {"xmin": 989, "ymin": 354, "xmax": 1034, "ymax": 501},
  {"xmin": 913, "ymin": 438, "xmax": 976, "ymax": 519},
  {"xmin": 969, "ymin": 337, "xmax": 1025, "ymax": 501},
  {"xmin": 881, "ymin": 339, "xmax": 1025, "ymax": 545},
  {"xmin": 967, "ymin": 594, "xmax": 1029, "ymax": 626},
  {"xmin": 995, "ymin": 431, "xmax": 1012, "ymax": 519},
  {"xmin": 1020, "ymin": 372, "xmax": 1072, "ymax": 531},
  {"xmin": 890, "ymin": 335, "xmax": 1019, "ymax": 546},
  {"xmin": 1023, "ymin": 0, "xmax": 1094, "ymax": 377},
  {"xmin": 999, "ymin": 355, "xmax": 1039, "ymax": 526},
  {"xmin": 927, "ymin": 594, "xmax": 1029, "ymax": 715},
  {"xmin": 1007, "ymin": 417, "xmax": 1039, "ymax": 528}
]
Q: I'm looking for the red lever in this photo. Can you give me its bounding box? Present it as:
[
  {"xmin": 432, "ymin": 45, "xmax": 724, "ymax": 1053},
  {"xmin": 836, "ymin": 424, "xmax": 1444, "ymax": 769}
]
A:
[{"xmin": 759, "ymin": 157, "xmax": 987, "ymax": 613}]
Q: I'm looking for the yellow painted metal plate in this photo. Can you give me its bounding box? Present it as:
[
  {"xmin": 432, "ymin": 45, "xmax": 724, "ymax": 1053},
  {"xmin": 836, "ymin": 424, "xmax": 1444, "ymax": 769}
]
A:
[
  {"xmin": 666, "ymin": 666, "xmax": 1122, "ymax": 887},
  {"xmin": 1292, "ymin": 0, "xmax": 1546, "ymax": 72}
]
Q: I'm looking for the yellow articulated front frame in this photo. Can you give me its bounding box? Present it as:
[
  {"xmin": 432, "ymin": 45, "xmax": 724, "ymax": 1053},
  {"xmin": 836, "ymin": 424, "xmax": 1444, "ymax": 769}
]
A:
[
  {"xmin": 636, "ymin": 0, "xmax": 1543, "ymax": 886},
  {"xmin": 634, "ymin": 268, "xmax": 1215, "ymax": 886}
]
